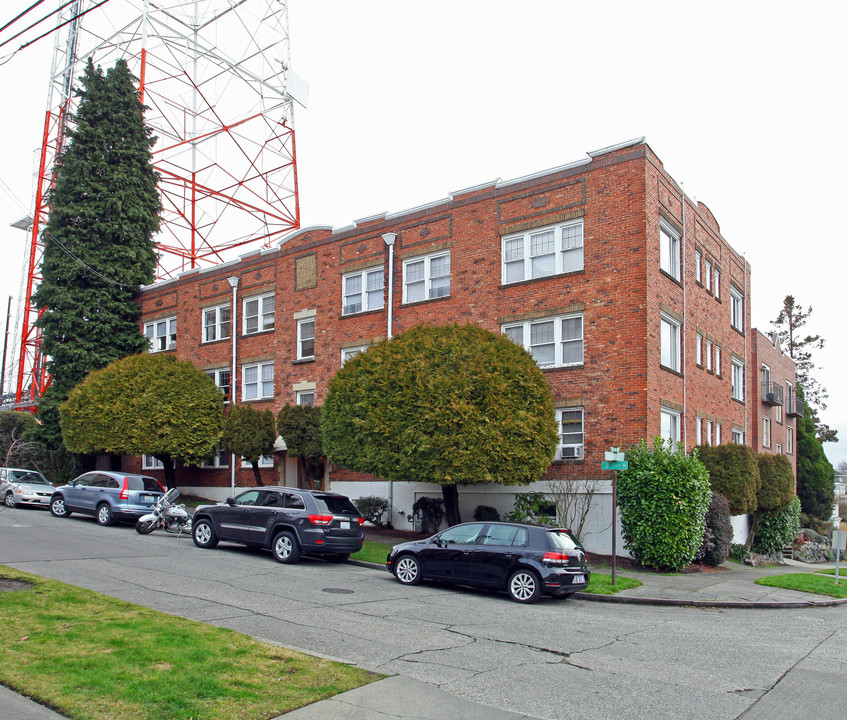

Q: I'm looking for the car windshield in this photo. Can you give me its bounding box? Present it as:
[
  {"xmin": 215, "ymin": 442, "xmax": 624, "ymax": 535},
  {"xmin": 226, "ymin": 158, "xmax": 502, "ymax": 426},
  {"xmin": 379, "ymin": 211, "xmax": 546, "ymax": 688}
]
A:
[
  {"xmin": 10, "ymin": 471, "xmax": 50, "ymax": 485},
  {"xmin": 546, "ymin": 530, "xmax": 582, "ymax": 551},
  {"xmin": 313, "ymin": 494, "xmax": 358, "ymax": 515},
  {"xmin": 126, "ymin": 476, "xmax": 163, "ymax": 492}
]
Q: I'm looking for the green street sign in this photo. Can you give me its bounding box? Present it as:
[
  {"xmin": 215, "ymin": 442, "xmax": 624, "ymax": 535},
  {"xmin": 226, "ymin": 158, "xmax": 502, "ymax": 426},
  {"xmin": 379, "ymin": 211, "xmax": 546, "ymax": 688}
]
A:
[{"xmin": 602, "ymin": 461, "xmax": 628, "ymax": 471}]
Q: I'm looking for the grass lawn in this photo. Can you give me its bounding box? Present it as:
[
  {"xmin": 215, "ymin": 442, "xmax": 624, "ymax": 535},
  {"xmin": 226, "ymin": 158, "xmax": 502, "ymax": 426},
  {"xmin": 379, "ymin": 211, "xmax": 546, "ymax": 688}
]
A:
[
  {"xmin": 755, "ymin": 572, "xmax": 847, "ymax": 598},
  {"xmin": 351, "ymin": 540, "xmax": 393, "ymax": 565},
  {"xmin": 584, "ymin": 572, "xmax": 642, "ymax": 595},
  {"xmin": 0, "ymin": 565, "xmax": 380, "ymax": 720}
]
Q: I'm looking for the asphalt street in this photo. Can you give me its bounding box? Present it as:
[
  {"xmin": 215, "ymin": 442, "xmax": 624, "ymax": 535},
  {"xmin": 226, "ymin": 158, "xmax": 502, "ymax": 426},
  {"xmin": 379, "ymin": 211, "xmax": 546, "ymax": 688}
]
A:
[{"xmin": 1, "ymin": 506, "xmax": 845, "ymax": 720}]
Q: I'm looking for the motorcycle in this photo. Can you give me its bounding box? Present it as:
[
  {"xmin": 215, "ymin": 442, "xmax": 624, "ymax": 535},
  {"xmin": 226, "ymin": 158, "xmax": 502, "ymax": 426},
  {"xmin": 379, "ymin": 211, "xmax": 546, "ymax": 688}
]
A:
[{"xmin": 135, "ymin": 488, "xmax": 192, "ymax": 536}]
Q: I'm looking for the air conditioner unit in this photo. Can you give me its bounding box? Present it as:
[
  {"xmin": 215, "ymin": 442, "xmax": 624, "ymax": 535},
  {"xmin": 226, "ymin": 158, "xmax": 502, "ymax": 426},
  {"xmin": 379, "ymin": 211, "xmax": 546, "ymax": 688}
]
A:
[{"xmin": 560, "ymin": 446, "xmax": 582, "ymax": 460}]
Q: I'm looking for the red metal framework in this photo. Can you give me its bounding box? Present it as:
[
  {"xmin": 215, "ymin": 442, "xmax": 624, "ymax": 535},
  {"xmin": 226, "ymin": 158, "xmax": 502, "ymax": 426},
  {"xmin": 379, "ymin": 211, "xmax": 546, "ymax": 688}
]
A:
[{"xmin": 13, "ymin": 0, "xmax": 301, "ymax": 409}]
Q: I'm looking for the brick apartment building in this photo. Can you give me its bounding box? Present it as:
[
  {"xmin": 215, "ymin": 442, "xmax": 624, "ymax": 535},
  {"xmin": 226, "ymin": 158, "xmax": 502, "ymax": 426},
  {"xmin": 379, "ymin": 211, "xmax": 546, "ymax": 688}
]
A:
[{"xmin": 134, "ymin": 137, "xmax": 799, "ymax": 552}]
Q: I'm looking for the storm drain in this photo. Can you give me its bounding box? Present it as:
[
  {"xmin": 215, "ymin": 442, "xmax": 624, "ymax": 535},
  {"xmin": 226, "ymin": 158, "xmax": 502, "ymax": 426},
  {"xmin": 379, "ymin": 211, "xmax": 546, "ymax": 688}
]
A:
[{"xmin": 322, "ymin": 588, "xmax": 354, "ymax": 594}]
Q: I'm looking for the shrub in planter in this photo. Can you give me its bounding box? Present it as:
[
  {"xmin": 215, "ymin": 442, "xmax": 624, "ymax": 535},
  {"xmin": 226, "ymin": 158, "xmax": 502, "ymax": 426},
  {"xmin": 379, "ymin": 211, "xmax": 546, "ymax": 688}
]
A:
[
  {"xmin": 473, "ymin": 505, "xmax": 501, "ymax": 522},
  {"xmin": 354, "ymin": 496, "xmax": 390, "ymax": 527},
  {"xmin": 695, "ymin": 492, "xmax": 733, "ymax": 566},
  {"xmin": 752, "ymin": 495, "xmax": 801, "ymax": 555}
]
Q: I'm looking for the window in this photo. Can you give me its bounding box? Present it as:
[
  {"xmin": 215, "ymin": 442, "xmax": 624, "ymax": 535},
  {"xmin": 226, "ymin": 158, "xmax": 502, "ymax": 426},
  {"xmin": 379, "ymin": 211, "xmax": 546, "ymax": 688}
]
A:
[
  {"xmin": 775, "ymin": 402, "xmax": 783, "ymax": 424},
  {"xmin": 205, "ymin": 368, "xmax": 231, "ymax": 399},
  {"xmin": 557, "ymin": 407, "xmax": 584, "ymax": 460},
  {"xmin": 731, "ymin": 358, "xmax": 745, "ymax": 401},
  {"xmin": 660, "ymin": 313, "xmax": 681, "ymax": 372},
  {"xmin": 201, "ymin": 448, "xmax": 229, "ymax": 468},
  {"xmin": 694, "ymin": 249, "xmax": 702, "ymax": 283},
  {"xmin": 732, "ymin": 428, "xmax": 744, "ymax": 444},
  {"xmin": 341, "ymin": 346, "xmax": 367, "ymax": 365},
  {"xmin": 659, "ymin": 221, "xmax": 680, "ymax": 280},
  {"xmin": 145, "ymin": 317, "xmax": 176, "ymax": 352},
  {"xmin": 787, "ymin": 426, "xmax": 794, "ymax": 454},
  {"xmin": 761, "ymin": 363, "xmax": 771, "ymax": 388},
  {"xmin": 296, "ymin": 390, "xmax": 315, "ymax": 407},
  {"xmin": 714, "ymin": 267, "xmax": 721, "ymax": 299},
  {"xmin": 730, "ymin": 286, "xmax": 744, "ymax": 331},
  {"xmin": 661, "ymin": 408, "xmax": 681, "ymax": 444},
  {"xmin": 763, "ymin": 417, "xmax": 771, "ymax": 447},
  {"xmin": 704, "ymin": 259, "xmax": 713, "ymax": 293},
  {"xmin": 706, "ymin": 420, "xmax": 713, "ymax": 446},
  {"xmin": 142, "ymin": 455, "xmax": 163, "ymax": 470},
  {"xmin": 696, "ymin": 416, "xmax": 702, "ymax": 445},
  {"xmin": 502, "ymin": 219, "xmax": 584, "ymax": 283},
  {"xmin": 297, "ymin": 318, "xmax": 315, "ymax": 360},
  {"xmin": 714, "ymin": 345, "xmax": 722, "ymax": 376},
  {"xmin": 706, "ymin": 339, "xmax": 713, "ymax": 372},
  {"xmin": 244, "ymin": 293, "xmax": 274, "ymax": 334},
  {"xmin": 775, "ymin": 443, "xmax": 782, "ymax": 455},
  {"xmin": 403, "ymin": 251, "xmax": 450, "ymax": 303},
  {"xmin": 243, "ymin": 362, "xmax": 273, "ymax": 400},
  {"xmin": 203, "ymin": 304, "xmax": 231, "ymax": 342},
  {"xmin": 696, "ymin": 333, "xmax": 703, "ymax": 366},
  {"xmin": 241, "ymin": 456, "xmax": 274, "ymax": 469},
  {"xmin": 503, "ymin": 313, "xmax": 583, "ymax": 367},
  {"xmin": 343, "ymin": 268, "xmax": 384, "ymax": 315},
  {"xmin": 715, "ymin": 423, "xmax": 722, "ymax": 445}
]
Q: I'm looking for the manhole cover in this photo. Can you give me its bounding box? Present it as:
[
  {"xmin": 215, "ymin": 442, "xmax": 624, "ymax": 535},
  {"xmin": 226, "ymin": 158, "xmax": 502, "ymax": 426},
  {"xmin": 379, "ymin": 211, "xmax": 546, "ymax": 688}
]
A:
[
  {"xmin": 322, "ymin": 588, "xmax": 354, "ymax": 594},
  {"xmin": 0, "ymin": 579, "xmax": 34, "ymax": 593}
]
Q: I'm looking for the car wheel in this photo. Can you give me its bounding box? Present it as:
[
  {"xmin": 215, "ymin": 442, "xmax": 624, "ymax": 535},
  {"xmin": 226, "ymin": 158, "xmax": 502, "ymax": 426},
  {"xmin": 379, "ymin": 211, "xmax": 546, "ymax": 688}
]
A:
[
  {"xmin": 4, "ymin": 492, "xmax": 15, "ymax": 508},
  {"xmin": 327, "ymin": 553, "xmax": 350, "ymax": 563},
  {"xmin": 393, "ymin": 554, "xmax": 422, "ymax": 585},
  {"xmin": 50, "ymin": 495, "xmax": 71, "ymax": 518},
  {"xmin": 96, "ymin": 503, "xmax": 115, "ymax": 526},
  {"xmin": 192, "ymin": 518, "xmax": 219, "ymax": 548},
  {"xmin": 271, "ymin": 531, "xmax": 301, "ymax": 564},
  {"xmin": 135, "ymin": 519, "xmax": 156, "ymax": 534},
  {"xmin": 508, "ymin": 569, "xmax": 541, "ymax": 603}
]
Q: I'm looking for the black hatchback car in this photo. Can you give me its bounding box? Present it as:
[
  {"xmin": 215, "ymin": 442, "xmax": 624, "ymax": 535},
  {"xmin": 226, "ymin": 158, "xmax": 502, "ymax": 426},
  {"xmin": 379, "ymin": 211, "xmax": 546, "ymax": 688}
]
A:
[
  {"xmin": 191, "ymin": 487, "xmax": 365, "ymax": 564},
  {"xmin": 386, "ymin": 521, "xmax": 590, "ymax": 603}
]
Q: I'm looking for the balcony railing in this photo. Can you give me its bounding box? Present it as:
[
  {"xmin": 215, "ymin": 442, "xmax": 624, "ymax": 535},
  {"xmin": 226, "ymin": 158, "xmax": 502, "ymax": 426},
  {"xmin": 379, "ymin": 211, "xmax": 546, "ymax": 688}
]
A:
[
  {"xmin": 786, "ymin": 392, "xmax": 805, "ymax": 418},
  {"xmin": 761, "ymin": 382, "xmax": 784, "ymax": 406}
]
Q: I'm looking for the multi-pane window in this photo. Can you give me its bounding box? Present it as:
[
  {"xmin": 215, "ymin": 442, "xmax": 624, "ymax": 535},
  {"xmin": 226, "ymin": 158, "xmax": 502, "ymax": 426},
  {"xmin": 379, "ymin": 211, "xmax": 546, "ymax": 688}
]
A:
[
  {"xmin": 714, "ymin": 345, "xmax": 722, "ymax": 376},
  {"xmin": 732, "ymin": 428, "xmax": 744, "ymax": 444},
  {"xmin": 661, "ymin": 408, "xmax": 681, "ymax": 444},
  {"xmin": 706, "ymin": 339, "xmax": 713, "ymax": 372},
  {"xmin": 502, "ymin": 219, "xmax": 584, "ymax": 283},
  {"xmin": 403, "ymin": 252, "xmax": 451, "ymax": 303},
  {"xmin": 730, "ymin": 286, "xmax": 744, "ymax": 331},
  {"xmin": 715, "ymin": 423, "xmax": 722, "ymax": 446},
  {"xmin": 696, "ymin": 416, "xmax": 702, "ymax": 445},
  {"xmin": 145, "ymin": 317, "xmax": 176, "ymax": 352},
  {"xmin": 704, "ymin": 259, "xmax": 713, "ymax": 293},
  {"xmin": 775, "ymin": 443, "xmax": 782, "ymax": 455},
  {"xmin": 297, "ymin": 318, "xmax": 315, "ymax": 360},
  {"xmin": 694, "ymin": 250, "xmax": 702, "ymax": 283},
  {"xmin": 205, "ymin": 368, "xmax": 231, "ymax": 400},
  {"xmin": 696, "ymin": 333, "xmax": 703, "ymax": 365},
  {"xmin": 659, "ymin": 221, "xmax": 680, "ymax": 280},
  {"xmin": 200, "ymin": 448, "xmax": 229, "ymax": 468},
  {"xmin": 732, "ymin": 358, "xmax": 745, "ymax": 401},
  {"xmin": 296, "ymin": 390, "xmax": 316, "ymax": 407},
  {"xmin": 787, "ymin": 426, "xmax": 794, "ymax": 454},
  {"xmin": 243, "ymin": 362, "xmax": 274, "ymax": 401},
  {"xmin": 775, "ymin": 402, "xmax": 783, "ymax": 424},
  {"xmin": 341, "ymin": 346, "xmax": 367, "ymax": 365},
  {"xmin": 343, "ymin": 268, "xmax": 384, "ymax": 315},
  {"xmin": 503, "ymin": 313, "xmax": 583, "ymax": 368},
  {"xmin": 241, "ymin": 456, "xmax": 274, "ymax": 469},
  {"xmin": 660, "ymin": 313, "xmax": 681, "ymax": 372},
  {"xmin": 763, "ymin": 417, "xmax": 772, "ymax": 447},
  {"xmin": 713, "ymin": 268, "xmax": 721, "ymax": 299},
  {"xmin": 244, "ymin": 293, "xmax": 274, "ymax": 334},
  {"xmin": 203, "ymin": 304, "xmax": 231, "ymax": 342},
  {"xmin": 706, "ymin": 420, "xmax": 713, "ymax": 445},
  {"xmin": 557, "ymin": 407, "xmax": 584, "ymax": 459},
  {"xmin": 142, "ymin": 455, "xmax": 163, "ymax": 470}
]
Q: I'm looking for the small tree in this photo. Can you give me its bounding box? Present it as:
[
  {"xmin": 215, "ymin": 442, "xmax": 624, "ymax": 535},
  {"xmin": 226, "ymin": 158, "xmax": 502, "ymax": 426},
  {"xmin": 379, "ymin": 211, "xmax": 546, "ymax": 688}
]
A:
[
  {"xmin": 696, "ymin": 443, "xmax": 760, "ymax": 516},
  {"xmin": 795, "ymin": 385, "xmax": 836, "ymax": 521},
  {"xmin": 617, "ymin": 439, "xmax": 711, "ymax": 571},
  {"xmin": 60, "ymin": 354, "xmax": 224, "ymax": 488},
  {"xmin": 277, "ymin": 404, "xmax": 325, "ymax": 490},
  {"xmin": 547, "ymin": 476, "xmax": 603, "ymax": 541},
  {"xmin": 221, "ymin": 404, "xmax": 277, "ymax": 487}
]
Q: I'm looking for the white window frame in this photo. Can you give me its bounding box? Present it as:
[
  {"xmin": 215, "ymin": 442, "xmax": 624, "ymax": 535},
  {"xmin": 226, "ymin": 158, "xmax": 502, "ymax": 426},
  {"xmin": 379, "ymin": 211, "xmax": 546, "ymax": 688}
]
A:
[
  {"xmin": 706, "ymin": 339, "xmax": 713, "ymax": 372},
  {"xmin": 660, "ymin": 313, "xmax": 681, "ymax": 372},
  {"xmin": 714, "ymin": 267, "xmax": 721, "ymax": 299},
  {"xmin": 200, "ymin": 449, "xmax": 229, "ymax": 469},
  {"xmin": 696, "ymin": 416, "xmax": 703, "ymax": 445},
  {"xmin": 715, "ymin": 423, "xmax": 722, "ymax": 446},
  {"xmin": 341, "ymin": 345, "xmax": 368, "ymax": 365},
  {"xmin": 297, "ymin": 318, "xmax": 315, "ymax": 360},
  {"xmin": 694, "ymin": 249, "xmax": 702, "ymax": 283},
  {"xmin": 205, "ymin": 368, "xmax": 231, "ymax": 400},
  {"xmin": 732, "ymin": 428, "xmax": 744, "ymax": 445},
  {"xmin": 145, "ymin": 317, "xmax": 176, "ymax": 353},
  {"xmin": 704, "ymin": 259, "xmax": 713, "ymax": 293},
  {"xmin": 787, "ymin": 426, "xmax": 794, "ymax": 454},
  {"xmin": 660, "ymin": 221, "xmax": 681, "ymax": 281},
  {"xmin": 730, "ymin": 286, "xmax": 744, "ymax": 331},
  {"xmin": 763, "ymin": 417, "xmax": 772, "ymax": 447},
  {"xmin": 243, "ymin": 292, "xmax": 275, "ymax": 335},
  {"xmin": 203, "ymin": 303, "xmax": 231, "ymax": 343},
  {"xmin": 731, "ymin": 358, "xmax": 745, "ymax": 401},
  {"xmin": 142, "ymin": 455, "xmax": 163, "ymax": 470},
  {"xmin": 556, "ymin": 407, "xmax": 584, "ymax": 460},
  {"xmin": 241, "ymin": 455, "xmax": 274, "ymax": 469},
  {"xmin": 402, "ymin": 251, "xmax": 451, "ymax": 303},
  {"xmin": 775, "ymin": 443, "xmax": 782, "ymax": 455},
  {"xmin": 502, "ymin": 313, "xmax": 584, "ymax": 368},
  {"xmin": 342, "ymin": 267, "xmax": 385, "ymax": 315},
  {"xmin": 714, "ymin": 345, "xmax": 722, "ymax": 376},
  {"xmin": 502, "ymin": 219, "xmax": 584, "ymax": 284},
  {"xmin": 706, "ymin": 420, "xmax": 713, "ymax": 446},
  {"xmin": 242, "ymin": 362, "xmax": 274, "ymax": 401},
  {"xmin": 296, "ymin": 390, "xmax": 316, "ymax": 407},
  {"xmin": 661, "ymin": 407, "xmax": 681, "ymax": 444},
  {"xmin": 696, "ymin": 333, "xmax": 703, "ymax": 366}
]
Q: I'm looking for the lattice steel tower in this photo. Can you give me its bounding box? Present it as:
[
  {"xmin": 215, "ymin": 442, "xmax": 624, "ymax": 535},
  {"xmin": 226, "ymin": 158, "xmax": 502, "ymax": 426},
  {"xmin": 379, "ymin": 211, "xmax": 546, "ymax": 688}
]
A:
[{"xmin": 14, "ymin": 0, "xmax": 302, "ymax": 409}]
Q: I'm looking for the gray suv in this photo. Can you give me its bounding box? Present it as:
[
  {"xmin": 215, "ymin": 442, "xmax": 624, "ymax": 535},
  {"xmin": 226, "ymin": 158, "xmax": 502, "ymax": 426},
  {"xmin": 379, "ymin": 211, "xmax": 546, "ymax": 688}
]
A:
[{"xmin": 50, "ymin": 471, "xmax": 165, "ymax": 526}]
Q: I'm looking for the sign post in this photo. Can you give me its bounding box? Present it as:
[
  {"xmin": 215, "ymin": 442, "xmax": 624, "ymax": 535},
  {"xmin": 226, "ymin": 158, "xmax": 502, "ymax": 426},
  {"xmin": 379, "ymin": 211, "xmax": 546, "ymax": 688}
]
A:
[
  {"xmin": 832, "ymin": 528, "xmax": 845, "ymax": 584},
  {"xmin": 602, "ymin": 449, "xmax": 628, "ymax": 585}
]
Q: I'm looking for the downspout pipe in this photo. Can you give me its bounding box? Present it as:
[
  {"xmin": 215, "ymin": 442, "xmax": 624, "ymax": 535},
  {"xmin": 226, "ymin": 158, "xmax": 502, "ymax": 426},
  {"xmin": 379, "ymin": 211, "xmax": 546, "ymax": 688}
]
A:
[
  {"xmin": 228, "ymin": 275, "xmax": 239, "ymax": 494},
  {"xmin": 381, "ymin": 232, "xmax": 397, "ymax": 522}
]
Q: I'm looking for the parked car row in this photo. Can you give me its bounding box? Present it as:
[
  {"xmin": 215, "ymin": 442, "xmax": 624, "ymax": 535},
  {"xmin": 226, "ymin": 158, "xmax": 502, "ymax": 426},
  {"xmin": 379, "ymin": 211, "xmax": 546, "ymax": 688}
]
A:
[{"xmin": 4, "ymin": 466, "xmax": 591, "ymax": 603}]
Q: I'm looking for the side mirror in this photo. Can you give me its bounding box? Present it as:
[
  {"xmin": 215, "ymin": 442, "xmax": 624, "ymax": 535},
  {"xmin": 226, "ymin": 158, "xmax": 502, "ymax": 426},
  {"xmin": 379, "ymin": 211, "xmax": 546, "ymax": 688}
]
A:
[
  {"xmin": 226, "ymin": 497, "xmax": 236, "ymax": 506},
  {"xmin": 68, "ymin": 479, "xmax": 76, "ymax": 487}
]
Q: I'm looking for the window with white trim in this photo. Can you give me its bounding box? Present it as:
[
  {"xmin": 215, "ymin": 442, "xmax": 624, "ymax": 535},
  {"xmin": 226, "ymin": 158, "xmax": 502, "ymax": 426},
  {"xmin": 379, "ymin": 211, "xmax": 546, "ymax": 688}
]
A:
[
  {"xmin": 403, "ymin": 251, "xmax": 450, "ymax": 303},
  {"xmin": 787, "ymin": 426, "xmax": 794, "ymax": 454},
  {"xmin": 142, "ymin": 455, "xmax": 163, "ymax": 470},
  {"xmin": 661, "ymin": 408, "xmax": 681, "ymax": 444},
  {"xmin": 205, "ymin": 368, "xmax": 231, "ymax": 399},
  {"xmin": 775, "ymin": 443, "xmax": 782, "ymax": 455},
  {"xmin": 732, "ymin": 428, "xmax": 744, "ymax": 444},
  {"xmin": 297, "ymin": 318, "xmax": 315, "ymax": 360},
  {"xmin": 706, "ymin": 339, "xmax": 713, "ymax": 372},
  {"xmin": 714, "ymin": 267, "xmax": 721, "ymax": 299},
  {"xmin": 732, "ymin": 358, "xmax": 745, "ymax": 401},
  {"xmin": 763, "ymin": 417, "xmax": 771, "ymax": 447},
  {"xmin": 502, "ymin": 219, "xmax": 584, "ymax": 283},
  {"xmin": 775, "ymin": 402, "xmax": 783, "ymax": 424},
  {"xmin": 715, "ymin": 423, "xmax": 722, "ymax": 445},
  {"xmin": 241, "ymin": 455, "xmax": 274, "ymax": 469},
  {"xmin": 557, "ymin": 407, "xmax": 584, "ymax": 460},
  {"xmin": 730, "ymin": 286, "xmax": 744, "ymax": 331},
  {"xmin": 503, "ymin": 313, "xmax": 583, "ymax": 368},
  {"xmin": 243, "ymin": 362, "xmax": 274, "ymax": 401},
  {"xmin": 660, "ymin": 221, "xmax": 681, "ymax": 280},
  {"xmin": 203, "ymin": 304, "xmax": 231, "ymax": 342},
  {"xmin": 341, "ymin": 346, "xmax": 367, "ymax": 365},
  {"xmin": 343, "ymin": 268, "xmax": 384, "ymax": 315},
  {"xmin": 145, "ymin": 317, "xmax": 176, "ymax": 352},
  {"xmin": 244, "ymin": 292, "xmax": 274, "ymax": 334},
  {"xmin": 296, "ymin": 390, "xmax": 315, "ymax": 407},
  {"xmin": 695, "ymin": 249, "xmax": 702, "ymax": 283},
  {"xmin": 660, "ymin": 313, "xmax": 681, "ymax": 372},
  {"xmin": 200, "ymin": 448, "xmax": 229, "ymax": 468},
  {"xmin": 696, "ymin": 333, "xmax": 703, "ymax": 365},
  {"xmin": 696, "ymin": 416, "xmax": 702, "ymax": 445},
  {"xmin": 706, "ymin": 420, "xmax": 713, "ymax": 446},
  {"xmin": 704, "ymin": 259, "xmax": 713, "ymax": 293},
  {"xmin": 714, "ymin": 345, "xmax": 722, "ymax": 376}
]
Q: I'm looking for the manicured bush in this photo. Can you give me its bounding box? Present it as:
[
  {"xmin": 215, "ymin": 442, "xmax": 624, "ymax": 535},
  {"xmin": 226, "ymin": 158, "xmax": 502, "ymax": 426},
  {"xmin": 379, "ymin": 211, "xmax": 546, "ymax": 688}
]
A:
[
  {"xmin": 757, "ymin": 454, "xmax": 796, "ymax": 513},
  {"xmin": 472, "ymin": 505, "xmax": 501, "ymax": 522},
  {"xmin": 695, "ymin": 493, "xmax": 733, "ymax": 567},
  {"xmin": 354, "ymin": 496, "xmax": 390, "ymax": 527},
  {"xmin": 618, "ymin": 439, "xmax": 711, "ymax": 571},
  {"xmin": 696, "ymin": 443, "xmax": 760, "ymax": 515},
  {"xmin": 752, "ymin": 496, "xmax": 802, "ymax": 555},
  {"xmin": 729, "ymin": 543, "xmax": 750, "ymax": 563}
]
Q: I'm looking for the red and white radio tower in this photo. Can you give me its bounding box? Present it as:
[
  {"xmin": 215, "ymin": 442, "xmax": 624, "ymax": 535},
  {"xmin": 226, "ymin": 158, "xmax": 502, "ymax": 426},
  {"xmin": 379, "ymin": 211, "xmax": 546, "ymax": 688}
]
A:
[{"xmin": 14, "ymin": 0, "xmax": 303, "ymax": 410}]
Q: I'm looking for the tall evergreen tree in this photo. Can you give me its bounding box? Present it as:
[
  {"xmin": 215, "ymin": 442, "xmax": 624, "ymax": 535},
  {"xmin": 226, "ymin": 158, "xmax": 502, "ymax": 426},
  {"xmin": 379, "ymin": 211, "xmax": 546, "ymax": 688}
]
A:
[
  {"xmin": 32, "ymin": 58, "xmax": 161, "ymax": 448},
  {"xmin": 795, "ymin": 385, "xmax": 835, "ymax": 521}
]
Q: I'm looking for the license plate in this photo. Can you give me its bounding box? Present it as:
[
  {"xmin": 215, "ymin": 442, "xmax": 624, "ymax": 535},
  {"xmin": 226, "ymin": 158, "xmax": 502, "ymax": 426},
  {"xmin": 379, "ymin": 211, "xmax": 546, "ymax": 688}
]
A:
[
  {"xmin": 141, "ymin": 495, "xmax": 153, "ymax": 503},
  {"xmin": 340, "ymin": 521, "xmax": 350, "ymax": 530},
  {"xmin": 572, "ymin": 574, "xmax": 585, "ymax": 584}
]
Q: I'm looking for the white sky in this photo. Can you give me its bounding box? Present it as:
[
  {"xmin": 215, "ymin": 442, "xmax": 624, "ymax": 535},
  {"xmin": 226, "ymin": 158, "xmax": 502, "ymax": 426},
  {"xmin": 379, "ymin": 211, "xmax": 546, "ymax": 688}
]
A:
[{"xmin": 1, "ymin": 1, "xmax": 845, "ymax": 467}]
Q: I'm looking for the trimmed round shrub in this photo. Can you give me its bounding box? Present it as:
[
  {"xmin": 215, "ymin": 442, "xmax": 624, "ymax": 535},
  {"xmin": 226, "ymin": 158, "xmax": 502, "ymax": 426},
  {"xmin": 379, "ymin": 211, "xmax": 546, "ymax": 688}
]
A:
[
  {"xmin": 695, "ymin": 493, "xmax": 733, "ymax": 566},
  {"xmin": 473, "ymin": 505, "xmax": 501, "ymax": 521},
  {"xmin": 696, "ymin": 443, "xmax": 760, "ymax": 515},
  {"xmin": 752, "ymin": 495, "xmax": 801, "ymax": 555},
  {"xmin": 757, "ymin": 453, "xmax": 795, "ymax": 512},
  {"xmin": 354, "ymin": 496, "xmax": 390, "ymax": 527},
  {"xmin": 618, "ymin": 439, "xmax": 711, "ymax": 571}
]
